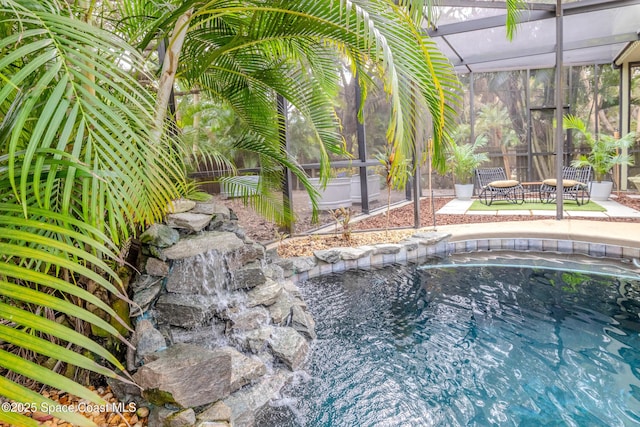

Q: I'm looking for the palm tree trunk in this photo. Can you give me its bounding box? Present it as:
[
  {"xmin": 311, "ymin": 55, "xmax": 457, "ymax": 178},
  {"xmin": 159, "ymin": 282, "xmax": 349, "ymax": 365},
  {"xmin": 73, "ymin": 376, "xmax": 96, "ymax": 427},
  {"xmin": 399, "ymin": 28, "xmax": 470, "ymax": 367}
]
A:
[{"xmin": 153, "ymin": 9, "xmax": 193, "ymax": 141}]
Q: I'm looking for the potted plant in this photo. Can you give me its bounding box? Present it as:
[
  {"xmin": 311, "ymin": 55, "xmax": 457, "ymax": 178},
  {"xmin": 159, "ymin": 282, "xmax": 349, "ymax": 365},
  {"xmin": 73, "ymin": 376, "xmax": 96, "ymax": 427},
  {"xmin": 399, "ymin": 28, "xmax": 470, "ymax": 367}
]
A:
[
  {"xmin": 563, "ymin": 115, "xmax": 635, "ymax": 201},
  {"xmin": 446, "ymin": 135, "xmax": 489, "ymax": 200}
]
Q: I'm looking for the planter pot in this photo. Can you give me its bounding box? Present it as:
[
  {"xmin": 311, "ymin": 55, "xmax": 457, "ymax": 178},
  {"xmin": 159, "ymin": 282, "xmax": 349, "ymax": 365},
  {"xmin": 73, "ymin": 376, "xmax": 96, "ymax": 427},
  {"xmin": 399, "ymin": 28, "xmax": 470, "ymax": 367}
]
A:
[
  {"xmin": 350, "ymin": 174, "xmax": 381, "ymax": 203},
  {"xmin": 588, "ymin": 181, "xmax": 613, "ymax": 201},
  {"xmin": 454, "ymin": 183, "xmax": 475, "ymax": 200},
  {"xmin": 309, "ymin": 177, "xmax": 352, "ymax": 210},
  {"xmin": 221, "ymin": 175, "xmax": 260, "ymax": 198}
]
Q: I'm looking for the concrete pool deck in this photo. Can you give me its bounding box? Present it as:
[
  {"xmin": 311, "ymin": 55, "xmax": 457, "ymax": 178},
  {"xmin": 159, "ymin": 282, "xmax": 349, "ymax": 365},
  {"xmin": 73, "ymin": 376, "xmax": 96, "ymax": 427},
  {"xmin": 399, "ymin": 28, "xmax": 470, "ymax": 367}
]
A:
[
  {"xmin": 432, "ymin": 198, "xmax": 640, "ymax": 254},
  {"xmin": 435, "ymin": 219, "xmax": 640, "ymax": 250}
]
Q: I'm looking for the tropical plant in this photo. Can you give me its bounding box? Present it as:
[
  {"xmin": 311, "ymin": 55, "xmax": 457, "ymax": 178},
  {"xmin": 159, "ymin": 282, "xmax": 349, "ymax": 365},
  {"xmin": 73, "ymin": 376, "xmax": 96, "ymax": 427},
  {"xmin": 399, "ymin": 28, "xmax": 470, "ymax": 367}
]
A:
[
  {"xmin": 329, "ymin": 207, "xmax": 353, "ymax": 242},
  {"xmin": 129, "ymin": 0, "xmax": 462, "ymax": 208},
  {"xmin": 0, "ymin": 1, "xmax": 186, "ymax": 425},
  {"xmin": 447, "ymin": 135, "xmax": 489, "ymax": 184},
  {"xmin": 563, "ymin": 115, "xmax": 635, "ymax": 182}
]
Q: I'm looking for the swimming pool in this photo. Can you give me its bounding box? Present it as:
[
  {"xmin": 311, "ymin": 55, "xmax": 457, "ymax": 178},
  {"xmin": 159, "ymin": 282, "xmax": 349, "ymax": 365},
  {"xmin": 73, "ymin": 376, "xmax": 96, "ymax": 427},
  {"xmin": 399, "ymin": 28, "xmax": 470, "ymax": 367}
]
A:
[{"xmin": 257, "ymin": 256, "xmax": 640, "ymax": 426}]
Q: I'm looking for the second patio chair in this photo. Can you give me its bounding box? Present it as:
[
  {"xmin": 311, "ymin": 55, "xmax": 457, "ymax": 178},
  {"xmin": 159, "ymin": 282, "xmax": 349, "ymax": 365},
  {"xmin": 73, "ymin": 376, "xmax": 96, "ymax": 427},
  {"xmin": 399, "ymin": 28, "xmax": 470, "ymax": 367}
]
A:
[
  {"xmin": 539, "ymin": 166, "xmax": 592, "ymax": 205},
  {"xmin": 475, "ymin": 167, "xmax": 525, "ymax": 206}
]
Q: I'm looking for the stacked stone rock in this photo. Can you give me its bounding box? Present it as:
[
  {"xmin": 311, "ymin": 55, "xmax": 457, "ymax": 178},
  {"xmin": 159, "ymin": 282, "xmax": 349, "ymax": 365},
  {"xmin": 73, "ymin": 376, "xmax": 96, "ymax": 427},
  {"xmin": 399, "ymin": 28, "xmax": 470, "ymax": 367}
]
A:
[{"xmin": 123, "ymin": 198, "xmax": 315, "ymax": 427}]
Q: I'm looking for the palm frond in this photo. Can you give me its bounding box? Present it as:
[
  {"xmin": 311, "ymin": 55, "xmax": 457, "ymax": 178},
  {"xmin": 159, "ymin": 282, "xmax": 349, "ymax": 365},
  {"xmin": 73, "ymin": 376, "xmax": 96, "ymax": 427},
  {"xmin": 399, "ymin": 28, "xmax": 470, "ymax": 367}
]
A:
[{"xmin": 0, "ymin": 1, "xmax": 186, "ymax": 424}]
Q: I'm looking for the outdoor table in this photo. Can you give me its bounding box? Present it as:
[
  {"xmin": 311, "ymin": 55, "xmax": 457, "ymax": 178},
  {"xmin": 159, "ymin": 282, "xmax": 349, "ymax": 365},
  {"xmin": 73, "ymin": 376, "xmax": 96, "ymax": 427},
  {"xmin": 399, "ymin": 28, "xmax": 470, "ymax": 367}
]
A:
[{"xmin": 521, "ymin": 182, "xmax": 542, "ymax": 203}]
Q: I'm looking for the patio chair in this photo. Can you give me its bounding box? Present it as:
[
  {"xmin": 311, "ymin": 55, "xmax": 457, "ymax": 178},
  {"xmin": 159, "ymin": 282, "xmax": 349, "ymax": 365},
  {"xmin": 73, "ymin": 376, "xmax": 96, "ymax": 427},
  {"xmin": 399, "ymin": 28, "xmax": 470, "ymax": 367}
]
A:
[
  {"xmin": 475, "ymin": 167, "xmax": 525, "ymax": 206},
  {"xmin": 539, "ymin": 166, "xmax": 592, "ymax": 205}
]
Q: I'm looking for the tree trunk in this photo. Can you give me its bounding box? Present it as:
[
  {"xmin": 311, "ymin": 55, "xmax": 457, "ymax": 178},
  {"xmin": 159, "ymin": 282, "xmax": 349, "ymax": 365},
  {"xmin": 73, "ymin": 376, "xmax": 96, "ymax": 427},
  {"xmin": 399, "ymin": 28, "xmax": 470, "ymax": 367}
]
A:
[{"xmin": 152, "ymin": 9, "xmax": 193, "ymax": 142}]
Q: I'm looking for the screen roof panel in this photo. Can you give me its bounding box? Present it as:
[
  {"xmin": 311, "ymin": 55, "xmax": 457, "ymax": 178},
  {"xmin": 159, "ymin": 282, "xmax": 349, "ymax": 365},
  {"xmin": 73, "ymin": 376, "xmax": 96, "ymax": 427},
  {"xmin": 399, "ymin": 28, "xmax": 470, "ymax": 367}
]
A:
[{"xmin": 426, "ymin": 0, "xmax": 640, "ymax": 72}]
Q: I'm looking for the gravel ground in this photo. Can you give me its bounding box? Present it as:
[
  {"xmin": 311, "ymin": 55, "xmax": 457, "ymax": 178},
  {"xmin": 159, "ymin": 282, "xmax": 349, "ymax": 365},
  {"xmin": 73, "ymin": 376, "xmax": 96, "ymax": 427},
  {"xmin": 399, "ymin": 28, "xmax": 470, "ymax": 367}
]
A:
[{"xmin": 0, "ymin": 386, "xmax": 149, "ymax": 427}]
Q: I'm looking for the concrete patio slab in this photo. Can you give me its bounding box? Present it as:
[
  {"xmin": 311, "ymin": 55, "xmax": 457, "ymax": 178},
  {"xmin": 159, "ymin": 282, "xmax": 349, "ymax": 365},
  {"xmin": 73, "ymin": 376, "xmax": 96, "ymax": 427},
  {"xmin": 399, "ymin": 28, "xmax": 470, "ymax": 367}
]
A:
[
  {"xmin": 596, "ymin": 200, "xmax": 640, "ymax": 217},
  {"xmin": 497, "ymin": 210, "xmax": 531, "ymax": 216},
  {"xmin": 530, "ymin": 210, "xmax": 556, "ymax": 216},
  {"xmin": 436, "ymin": 199, "xmax": 473, "ymax": 214}
]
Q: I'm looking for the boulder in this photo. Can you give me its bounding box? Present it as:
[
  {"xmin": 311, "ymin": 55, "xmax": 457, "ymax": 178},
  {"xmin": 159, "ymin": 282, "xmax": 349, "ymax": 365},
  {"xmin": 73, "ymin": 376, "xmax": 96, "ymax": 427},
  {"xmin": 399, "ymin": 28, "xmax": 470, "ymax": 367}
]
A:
[
  {"xmin": 282, "ymin": 280, "xmax": 303, "ymax": 302},
  {"xmin": 193, "ymin": 202, "xmax": 230, "ymax": 219},
  {"xmin": 243, "ymin": 327, "xmax": 273, "ymax": 354},
  {"xmin": 140, "ymin": 224, "xmax": 180, "ymax": 248},
  {"xmin": 229, "ymin": 261, "xmax": 266, "ymax": 290},
  {"xmin": 131, "ymin": 283, "xmax": 162, "ymax": 317},
  {"xmin": 262, "ymin": 263, "xmax": 284, "ymax": 282},
  {"xmin": 197, "ymin": 401, "xmax": 232, "ymax": 422},
  {"xmin": 218, "ymin": 221, "xmax": 246, "ymax": 240},
  {"xmin": 167, "ymin": 199, "xmax": 197, "ymax": 214},
  {"xmin": 272, "ymin": 258, "xmax": 294, "ymax": 277},
  {"xmin": 290, "ymin": 256, "xmax": 317, "ymax": 273},
  {"xmin": 247, "ymin": 279, "xmax": 282, "ymax": 307},
  {"xmin": 131, "ymin": 275, "xmax": 163, "ymax": 293},
  {"xmin": 197, "ymin": 422, "xmax": 230, "ymax": 427},
  {"xmin": 411, "ymin": 231, "xmax": 451, "ymax": 245},
  {"xmin": 169, "ymin": 322, "xmax": 226, "ymax": 348},
  {"xmin": 373, "ymin": 243, "xmax": 403, "ymax": 254},
  {"xmin": 313, "ymin": 248, "xmax": 342, "ymax": 263},
  {"xmin": 339, "ymin": 247, "xmax": 374, "ymax": 260},
  {"xmin": 230, "ymin": 243, "xmax": 264, "ymax": 268},
  {"xmin": 155, "ymin": 293, "xmax": 218, "ymax": 328},
  {"xmin": 165, "ymin": 408, "xmax": 196, "ymax": 427},
  {"xmin": 223, "ymin": 371, "xmax": 288, "ymax": 427},
  {"xmin": 133, "ymin": 320, "xmax": 166, "ymax": 364},
  {"xmin": 161, "ymin": 231, "xmax": 244, "ymax": 260},
  {"xmin": 106, "ymin": 377, "xmax": 141, "ymax": 402},
  {"xmin": 268, "ymin": 327, "xmax": 309, "ymax": 370},
  {"xmin": 266, "ymin": 292, "xmax": 294, "ymax": 325},
  {"xmin": 166, "ymin": 212, "xmax": 214, "ymax": 233},
  {"xmin": 134, "ymin": 344, "xmax": 232, "ymax": 408},
  {"xmin": 216, "ymin": 346, "xmax": 266, "ymax": 392},
  {"xmin": 229, "ymin": 306, "xmax": 270, "ymax": 333},
  {"xmin": 148, "ymin": 407, "xmax": 176, "ymax": 427},
  {"xmin": 165, "ymin": 252, "xmax": 227, "ymax": 295},
  {"xmin": 290, "ymin": 305, "xmax": 316, "ymax": 340},
  {"xmin": 398, "ymin": 238, "xmax": 419, "ymax": 251},
  {"xmin": 145, "ymin": 257, "xmax": 170, "ymax": 277}
]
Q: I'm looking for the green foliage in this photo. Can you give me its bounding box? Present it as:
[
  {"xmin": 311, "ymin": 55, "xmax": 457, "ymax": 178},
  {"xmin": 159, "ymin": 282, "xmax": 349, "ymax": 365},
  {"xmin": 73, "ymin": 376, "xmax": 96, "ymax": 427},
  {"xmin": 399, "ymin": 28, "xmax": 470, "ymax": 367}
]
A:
[
  {"xmin": 0, "ymin": 1, "xmax": 185, "ymax": 425},
  {"xmin": 133, "ymin": 0, "xmax": 462, "ymax": 196},
  {"xmin": 446, "ymin": 135, "xmax": 489, "ymax": 184},
  {"xmin": 563, "ymin": 115, "xmax": 635, "ymax": 181}
]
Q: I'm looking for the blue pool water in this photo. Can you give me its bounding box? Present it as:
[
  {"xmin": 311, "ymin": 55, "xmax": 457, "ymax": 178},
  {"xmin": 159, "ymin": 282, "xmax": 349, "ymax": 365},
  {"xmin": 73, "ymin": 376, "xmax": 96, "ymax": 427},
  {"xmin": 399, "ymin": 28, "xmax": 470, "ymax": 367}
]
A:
[{"xmin": 258, "ymin": 258, "xmax": 640, "ymax": 426}]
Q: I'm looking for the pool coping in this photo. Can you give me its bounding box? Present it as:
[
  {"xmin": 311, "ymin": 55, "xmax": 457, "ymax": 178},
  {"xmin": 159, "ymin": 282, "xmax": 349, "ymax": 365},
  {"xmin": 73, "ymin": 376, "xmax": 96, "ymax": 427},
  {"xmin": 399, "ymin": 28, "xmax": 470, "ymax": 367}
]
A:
[{"xmin": 278, "ymin": 220, "xmax": 640, "ymax": 282}]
